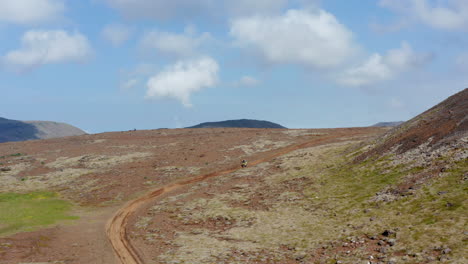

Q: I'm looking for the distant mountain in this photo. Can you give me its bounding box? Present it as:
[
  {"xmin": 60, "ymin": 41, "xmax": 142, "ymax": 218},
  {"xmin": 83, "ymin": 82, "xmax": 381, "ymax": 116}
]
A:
[
  {"xmin": 372, "ymin": 121, "xmax": 404, "ymax": 127},
  {"xmin": 187, "ymin": 119, "xmax": 286, "ymax": 129},
  {"xmin": 0, "ymin": 117, "xmax": 86, "ymax": 143}
]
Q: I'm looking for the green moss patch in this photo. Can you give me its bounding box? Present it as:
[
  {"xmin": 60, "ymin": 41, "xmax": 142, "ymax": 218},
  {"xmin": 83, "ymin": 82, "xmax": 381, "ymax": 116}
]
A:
[{"xmin": 0, "ymin": 192, "xmax": 78, "ymax": 236}]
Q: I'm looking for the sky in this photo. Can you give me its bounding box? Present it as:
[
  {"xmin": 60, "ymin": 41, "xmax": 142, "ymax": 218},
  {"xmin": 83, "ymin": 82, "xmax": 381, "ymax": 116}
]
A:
[{"xmin": 0, "ymin": 0, "xmax": 467, "ymax": 133}]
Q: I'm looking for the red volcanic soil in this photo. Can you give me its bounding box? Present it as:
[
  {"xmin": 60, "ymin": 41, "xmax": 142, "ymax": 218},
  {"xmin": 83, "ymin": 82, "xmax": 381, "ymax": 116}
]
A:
[
  {"xmin": 357, "ymin": 88, "xmax": 468, "ymax": 161},
  {"xmin": 0, "ymin": 127, "xmax": 385, "ymax": 264}
]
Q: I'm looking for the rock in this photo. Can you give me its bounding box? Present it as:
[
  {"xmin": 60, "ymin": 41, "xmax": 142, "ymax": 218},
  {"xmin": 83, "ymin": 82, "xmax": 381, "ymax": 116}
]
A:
[
  {"xmin": 294, "ymin": 253, "xmax": 307, "ymax": 261},
  {"xmin": 0, "ymin": 167, "xmax": 11, "ymax": 172},
  {"xmin": 379, "ymin": 247, "xmax": 388, "ymax": 253},
  {"xmin": 387, "ymin": 239, "xmax": 396, "ymax": 246},
  {"xmin": 438, "ymin": 255, "xmax": 451, "ymax": 261},
  {"xmin": 382, "ymin": 229, "xmax": 396, "ymax": 237},
  {"xmin": 442, "ymin": 248, "xmax": 451, "ymax": 254},
  {"xmin": 378, "ymin": 240, "xmax": 385, "ymax": 246}
]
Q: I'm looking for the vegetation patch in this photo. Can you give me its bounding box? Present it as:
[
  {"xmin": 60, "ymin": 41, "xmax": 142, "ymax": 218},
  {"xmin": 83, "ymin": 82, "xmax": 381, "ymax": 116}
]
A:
[{"xmin": 0, "ymin": 192, "xmax": 78, "ymax": 236}]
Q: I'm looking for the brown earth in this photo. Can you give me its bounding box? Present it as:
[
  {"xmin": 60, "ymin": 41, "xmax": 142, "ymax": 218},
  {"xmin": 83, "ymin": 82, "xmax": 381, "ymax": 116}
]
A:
[
  {"xmin": 357, "ymin": 88, "xmax": 467, "ymax": 161},
  {"xmin": 0, "ymin": 127, "xmax": 386, "ymax": 264}
]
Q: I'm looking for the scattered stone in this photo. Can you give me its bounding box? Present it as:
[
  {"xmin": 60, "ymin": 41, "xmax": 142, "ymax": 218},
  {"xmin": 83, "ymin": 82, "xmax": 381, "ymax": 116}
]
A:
[
  {"xmin": 446, "ymin": 202, "xmax": 454, "ymax": 208},
  {"xmin": 438, "ymin": 255, "xmax": 451, "ymax": 261},
  {"xmin": 294, "ymin": 253, "xmax": 307, "ymax": 261},
  {"xmin": 442, "ymin": 248, "xmax": 451, "ymax": 254},
  {"xmin": 379, "ymin": 247, "xmax": 388, "ymax": 254},
  {"xmin": 0, "ymin": 167, "xmax": 11, "ymax": 172},
  {"xmin": 387, "ymin": 239, "xmax": 396, "ymax": 246},
  {"xmin": 382, "ymin": 229, "xmax": 396, "ymax": 237}
]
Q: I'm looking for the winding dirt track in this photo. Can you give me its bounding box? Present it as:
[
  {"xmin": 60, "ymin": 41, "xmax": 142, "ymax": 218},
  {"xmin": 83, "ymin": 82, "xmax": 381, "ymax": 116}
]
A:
[{"xmin": 106, "ymin": 137, "xmax": 339, "ymax": 264}]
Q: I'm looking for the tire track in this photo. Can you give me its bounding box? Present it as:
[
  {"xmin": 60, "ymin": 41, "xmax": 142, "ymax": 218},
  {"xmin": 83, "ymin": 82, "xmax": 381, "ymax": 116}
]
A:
[{"xmin": 106, "ymin": 136, "xmax": 341, "ymax": 264}]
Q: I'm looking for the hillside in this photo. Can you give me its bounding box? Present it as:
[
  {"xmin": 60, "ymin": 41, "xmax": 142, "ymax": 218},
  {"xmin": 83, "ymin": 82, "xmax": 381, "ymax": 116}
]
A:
[
  {"xmin": 0, "ymin": 118, "xmax": 39, "ymax": 143},
  {"xmin": 359, "ymin": 88, "xmax": 467, "ymax": 159},
  {"xmin": 0, "ymin": 118, "xmax": 86, "ymax": 143},
  {"xmin": 187, "ymin": 119, "xmax": 286, "ymax": 129}
]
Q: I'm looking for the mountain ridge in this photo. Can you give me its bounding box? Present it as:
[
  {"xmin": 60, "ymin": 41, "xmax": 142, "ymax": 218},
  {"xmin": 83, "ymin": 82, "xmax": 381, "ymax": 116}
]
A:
[
  {"xmin": 187, "ymin": 119, "xmax": 286, "ymax": 129},
  {"xmin": 0, "ymin": 117, "xmax": 86, "ymax": 143}
]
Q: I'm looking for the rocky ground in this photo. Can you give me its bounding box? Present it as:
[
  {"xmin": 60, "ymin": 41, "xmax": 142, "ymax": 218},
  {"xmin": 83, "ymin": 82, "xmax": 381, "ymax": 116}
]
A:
[
  {"xmin": 128, "ymin": 137, "xmax": 467, "ymax": 264},
  {"xmin": 0, "ymin": 127, "xmax": 385, "ymax": 263}
]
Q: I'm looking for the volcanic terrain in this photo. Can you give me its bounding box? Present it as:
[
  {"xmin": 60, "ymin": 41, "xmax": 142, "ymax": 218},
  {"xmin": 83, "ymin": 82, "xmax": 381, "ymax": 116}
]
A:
[{"xmin": 0, "ymin": 89, "xmax": 466, "ymax": 264}]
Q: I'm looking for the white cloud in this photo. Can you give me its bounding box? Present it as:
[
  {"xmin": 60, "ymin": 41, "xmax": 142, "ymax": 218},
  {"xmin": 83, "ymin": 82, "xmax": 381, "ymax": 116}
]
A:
[
  {"xmin": 0, "ymin": 0, "xmax": 65, "ymax": 25},
  {"xmin": 102, "ymin": 24, "xmax": 133, "ymax": 47},
  {"xmin": 238, "ymin": 76, "xmax": 261, "ymax": 87},
  {"xmin": 104, "ymin": 0, "xmax": 291, "ymax": 20},
  {"xmin": 146, "ymin": 57, "xmax": 219, "ymax": 107},
  {"xmin": 338, "ymin": 42, "xmax": 432, "ymax": 87},
  {"xmin": 380, "ymin": 0, "xmax": 468, "ymax": 30},
  {"xmin": 140, "ymin": 26, "xmax": 212, "ymax": 58},
  {"xmin": 2, "ymin": 30, "xmax": 92, "ymax": 71},
  {"xmin": 230, "ymin": 9, "xmax": 356, "ymax": 69}
]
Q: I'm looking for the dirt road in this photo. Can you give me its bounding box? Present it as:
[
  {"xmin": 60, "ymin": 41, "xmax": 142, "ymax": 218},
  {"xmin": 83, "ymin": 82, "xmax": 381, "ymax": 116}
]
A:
[{"xmin": 105, "ymin": 136, "xmax": 343, "ymax": 264}]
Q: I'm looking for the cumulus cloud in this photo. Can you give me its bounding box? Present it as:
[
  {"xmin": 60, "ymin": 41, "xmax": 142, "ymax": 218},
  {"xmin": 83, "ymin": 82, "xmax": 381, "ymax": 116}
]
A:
[
  {"xmin": 140, "ymin": 26, "xmax": 212, "ymax": 58},
  {"xmin": 230, "ymin": 9, "xmax": 356, "ymax": 69},
  {"xmin": 380, "ymin": 0, "xmax": 468, "ymax": 30},
  {"xmin": 146, "ymin": 57, "xmax": 219, "ymax": 107},
  {"xmin": 102, "ymin": 24, "xmax": 133, "ymax": 47},
  {"xmin": 0, "ymin": 0, "xmax": 65, "ymax": 25},
  {"xmin": 2, "ymin": 30, "xmax": 92, "ymax": 71},
  {"xmin": 104, "ymin": 0, "xmax": 291, "ymax": 20},
  {"xmin": 338, "ymin": 42, "xmax": 432, "ymax": 87}
]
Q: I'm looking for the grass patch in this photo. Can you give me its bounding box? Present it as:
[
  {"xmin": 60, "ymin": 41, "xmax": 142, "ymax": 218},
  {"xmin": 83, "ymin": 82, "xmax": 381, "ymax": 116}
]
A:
[{"xmin": 0, "ymin": 192, "xmax": 78, "ymax": 236}]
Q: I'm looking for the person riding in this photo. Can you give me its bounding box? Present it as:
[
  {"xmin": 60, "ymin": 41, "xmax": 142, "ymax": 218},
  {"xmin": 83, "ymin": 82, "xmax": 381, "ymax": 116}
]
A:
[{"xmin": 241, "ymin": 159, "xmax": 248, "ymax": 168}]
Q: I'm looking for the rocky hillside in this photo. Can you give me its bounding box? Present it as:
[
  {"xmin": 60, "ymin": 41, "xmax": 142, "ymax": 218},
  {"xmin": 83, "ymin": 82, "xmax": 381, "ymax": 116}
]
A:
[
  {"xmin": 0, "ymin": 118, "xmax": 86, "ymax": 143},
  {"xmin": 359, "ymin": 88, "xmax": 467, "ymax": 160},
  {"xmin": 187, "ymin": 119, "xmax": 286, "ymax": 129}
]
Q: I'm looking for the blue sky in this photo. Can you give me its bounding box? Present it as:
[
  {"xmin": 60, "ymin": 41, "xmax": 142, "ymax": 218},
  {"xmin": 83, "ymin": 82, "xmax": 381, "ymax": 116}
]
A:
[{"xmin": 0, "ymin": 0, "xmax": 466, "ymax": 133}]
